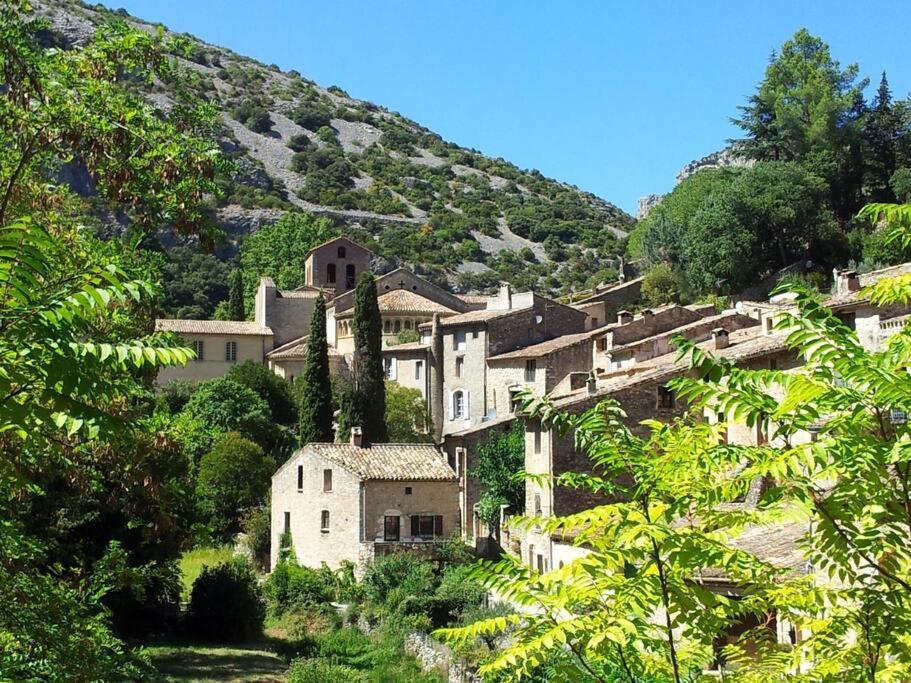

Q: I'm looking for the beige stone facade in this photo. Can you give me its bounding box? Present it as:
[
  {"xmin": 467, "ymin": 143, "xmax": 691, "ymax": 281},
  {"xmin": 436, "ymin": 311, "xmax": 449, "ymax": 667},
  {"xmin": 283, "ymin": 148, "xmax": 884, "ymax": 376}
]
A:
[{"xmin": 270, "ymin": 437, "xmax": 458, "ymax": 573}]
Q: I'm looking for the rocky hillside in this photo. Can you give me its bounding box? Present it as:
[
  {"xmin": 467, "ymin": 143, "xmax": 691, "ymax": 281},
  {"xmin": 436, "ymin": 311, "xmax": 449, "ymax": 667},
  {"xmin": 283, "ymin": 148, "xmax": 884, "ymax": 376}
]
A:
[{"xmin": 34, "ymin": 0, "xmax": 634, "ymax": 295}]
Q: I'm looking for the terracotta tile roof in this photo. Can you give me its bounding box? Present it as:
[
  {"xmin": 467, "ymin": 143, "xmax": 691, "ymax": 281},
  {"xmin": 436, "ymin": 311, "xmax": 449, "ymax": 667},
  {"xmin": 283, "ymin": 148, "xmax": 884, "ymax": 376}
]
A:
[
  {"xmin": 607, "ymin": 312, "xmax": 757, "ymax": 355},
  {"xmin": 488, "ymin": 327, "xmax": 607, "ymax": 361},
  {"xmin": 301, "ymin": 442, "xmax": 456, "ymax": 481},
  {"xmin": 155, "ymin": 319, "xmax": 273, "ymax": 335},
  {"xmin": 266, "ymin": 334, "xmax": 341, "ymax": 360},
  {"xmin": 303, "ymin": 235, "xmax": 374, "ymax": 259},
  {"xmin": 383, "ymin": 341, "xmax": 429, "ymax": 352},
  {"xmin": 699, "ymin": 520, "xmax": 810, "ymax": 580},
  {"xmin": 454, "ymin": 293, "xmax": 489, "ymax": 305},
  {"xmin": 825, "ymin": 263, "xmax": 911, "ymax": 309},
  {"xmin": 376, "ymin": 289, "xmax": 458, "ymax": 314},
  {"xmin": 418, "ymin": 304, "xmax": 537, "ymax": 329}
]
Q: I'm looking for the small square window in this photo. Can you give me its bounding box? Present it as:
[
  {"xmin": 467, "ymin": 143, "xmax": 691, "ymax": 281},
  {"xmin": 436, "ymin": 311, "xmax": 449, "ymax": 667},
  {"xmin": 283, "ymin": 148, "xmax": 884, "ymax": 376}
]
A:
[{"xmin": 405, "ymin": 486, "xmax": 413, "ymax": 495}]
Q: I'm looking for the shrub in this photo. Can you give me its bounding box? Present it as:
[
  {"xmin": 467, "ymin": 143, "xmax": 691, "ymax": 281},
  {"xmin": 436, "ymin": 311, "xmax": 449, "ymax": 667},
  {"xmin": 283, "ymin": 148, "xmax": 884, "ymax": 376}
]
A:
[
  {"xmin": 156, "ymin": 379, "xmax": 194, "ymax": 415},
  {"xmin": 287, "ymin": 133, "xmax": 311, "ymax": 153},
  {"xmin": 289, "ymin": 658, "xmax": 365, "ymax": 683},
  {"xmin": 641, "ymin": 263, "xmax": 686, "ymax": 306},
  {"xmin": 232, "ymin": 99, "xmax": 272, "ymax": 133},
  {"xmin": 264, "ymin": 559, "xmax": 335, "ymax": 616},
  {"xmin": 226, "ymin": 360, "xmax": 298, "ymax": 425},
  {"xmin": 188, "ymin": 558, "xmax": 265, "ymax": 642},
  {"xmin": 197, "ymin": 432, "xmax": 276, "ymax": 536},
  {"xmin": 181, "ymin": 377, "xmax": 274, "ymax": 447},
  {"xmin": 240, "ymin": 503, "xmax": 271, "ymax": 572},
  {"xmin": 362, "ymin": 551, "xmax": 436, "ymax": 616},
  {"xmin": 430, "ymin": 564, "xmax": 485, "ymax": 628}
]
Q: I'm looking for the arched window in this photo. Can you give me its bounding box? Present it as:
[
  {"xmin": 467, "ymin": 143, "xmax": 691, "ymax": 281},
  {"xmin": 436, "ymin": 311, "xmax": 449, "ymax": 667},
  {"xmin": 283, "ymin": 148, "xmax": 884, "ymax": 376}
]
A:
[
  {"xmin": 346, "ymin": 264, "xmax": 356, "ymax": 288},
  {"xmin": 326, "ymin": 263, "xmax": 336, "ymax": 284},
  {"xmin": 393, "ymin": 320, "xmax": 401, "ymax": 333},
  {"xmin": 404, "ymin": 320, "xmax": 412, "ymax": 330},
  {"xmin": 337, "ymin": 246, "xmax": 346, "ymax": 258},
  {"xmin": 383, "ymin": 320, "xmax": 391, "ymax": 333}
]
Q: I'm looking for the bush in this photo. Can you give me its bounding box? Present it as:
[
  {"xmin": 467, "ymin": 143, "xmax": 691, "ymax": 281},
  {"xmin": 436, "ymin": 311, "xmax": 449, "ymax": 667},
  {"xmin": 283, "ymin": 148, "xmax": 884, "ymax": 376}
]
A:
[
  {"xmin": 362, "ymin": 551, "xmax": 436, "ymax": 617},
  {"xmin": 287, "ymin": 133, "xmax": 311, "ymax": 153},
  {"xmin": 156, "ymin": 379, "xmax": 194, "ymax": 415},
  {"xmin": 431, "ymin": 564, "xmax": 485, "ymax": 626},
  {"xmin": 197, "ymin": 432, "xmax": 276, "ymax": 536},
  {"xmin": 226, "ymin": 360, "xmax": 298, "ymax": 425},
  {"xmin": 264, "ymin": 559, "xmax": 335, "ymax": 616},
  {"xmin": 289, "ymin": 658, "xmax": 365, "ymax": 683},
  {"xmin": 181, "ymin": 377, "xmax": 274, "ymax": 447},
  {"xmin": 188, "ymin": 558, "xmax": 265, "ymax": 642},
  {"xmin": 641, "ymin": 263, "xmax": 686, "ymax": 306},
  {"xmin": 240, "ymin": 503, "xmax": 271, "ymax": 571}
]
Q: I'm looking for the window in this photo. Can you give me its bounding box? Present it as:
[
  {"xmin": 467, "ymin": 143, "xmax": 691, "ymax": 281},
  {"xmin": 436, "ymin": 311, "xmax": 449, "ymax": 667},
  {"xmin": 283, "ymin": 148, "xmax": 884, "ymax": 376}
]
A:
[
  {"xmin": 384, "ymin": 320, "xmax": 391, "ymax": 333},
  {"xmin": 472, "ymin": 331, "xmax": 479, "ymax": 339},
  {"xmin": 283, "ymin": 511, "xmax": 290, "ymax": 534},
  {"xmin": 597, "ymin": 337, "xmax": 607, "ymax": 352},
  {"xmin": 297, "ymin": 465, "xmax": 303, "ymax": 491},
  {"xmin": 533, "ymin": 426, "xmax": 542, "ymax": 454},
  {"xmin": 384, "ymin": 515, "xmax": 400, "ymax": 541},
  {"xmin": 591, "ymin": 317, "xmax": 599, "ymax": 328},
  {"xmin": 454, "ymin": 331, "xmax": 467, "ymax": 351},
  {"xmin": 410, "ymin": 515, "xmax": 443, "ymax": 539},
  {"xmin": 225, "ymin": 341, "xmax": 237, "ymax": 362},
  {"xmin": 405, "ymin": 486, "xmax": 413, "ymax": 495},
  {"xmin": 320, "ymin": 510, "xmax": 330, "ymax": 532},
  {"xmin": 394, "ymin": 320, "xmax": 401, "ymax": 333},
  {"xmin": 323, "ymin": 469, "xmax": 332, "ymax": 492},
  {"xmin": 657, "ymin": 386, "xmax": 675, "ymax": 409},
  {"xmin": 337, "ymin": 245, "xmax": 346, "ymax": 258},
  {"xmin": 326, "ymin": 263, "xmax": 336, "ymax": 283},
  {"xmin": 384, "ymin": 357, "xmax": 396, "ymax": 380},
  {"xmin": 509, "ymin": 390, "xmax": 521, "ymax": 414},
  {"xmin": 345, "ymin": 264, "xmax": 356, "ymax": 289},
  {"xmin": 534, "ymin": 493, "xmax": 542, "ymax": 516},
  {"xmin": 837, "ymin": 312, "xmax": 856, "ymax": 330},
  {"xmin": 455, "ymin": 356, "xmax": 464, "ymax": 377},
  {"xmin": 524, "ymin": 359, "xmax": 537, "ymax": 382},
  {"xmin": 192, "ymin": 340, "xmax": 204, "ymax": 361},
  {"xmin": 404, "ymin": 319, "xmax": 412, "ymax": 330},
  {"xmin": 536, "ymin": 554, "xmax": 544, "ymax": 572},
  {"xmin": 453, "ymin": 390, "xmax": 465, "ymax": 419},
  {"xmin": 414, "ymin": 360, "xmax": 423, "ymax": 381}
]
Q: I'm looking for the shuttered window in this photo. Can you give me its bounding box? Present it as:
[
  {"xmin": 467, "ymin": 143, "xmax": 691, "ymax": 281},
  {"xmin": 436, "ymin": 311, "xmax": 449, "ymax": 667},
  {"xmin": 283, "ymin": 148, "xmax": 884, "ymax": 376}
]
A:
[{"xmin": 410, "ymin": 515, "xmax": 444, "ymax": 539}]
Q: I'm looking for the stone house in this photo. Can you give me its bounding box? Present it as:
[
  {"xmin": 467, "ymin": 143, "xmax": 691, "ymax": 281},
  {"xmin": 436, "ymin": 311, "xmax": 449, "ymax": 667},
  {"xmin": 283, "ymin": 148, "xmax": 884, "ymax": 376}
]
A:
[
  {"xmin": 270, "ymin": 430, "xmax": 459, "ymax": 573},
  {"xmin": 303, "ymin": 236, "xmax": 373, "ymax": 295},
  {"xmin": 154, "ymin": 319, "xmax": 274, "ymax": 384}
]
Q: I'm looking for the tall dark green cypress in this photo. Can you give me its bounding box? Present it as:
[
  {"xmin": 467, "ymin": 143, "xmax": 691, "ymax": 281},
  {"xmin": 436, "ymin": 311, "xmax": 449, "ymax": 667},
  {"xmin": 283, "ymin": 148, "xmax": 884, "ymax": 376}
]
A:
[
  {"xmin": 228, "ymin": 268, "xmax": 245, "ymax": 320},
  {"xmin": 351, "ymin": 271, "xmax": 387, "ymax": 442},
  {"xmin": 298, "ymin": 294, "xmax": 334, "ymax": 443}
]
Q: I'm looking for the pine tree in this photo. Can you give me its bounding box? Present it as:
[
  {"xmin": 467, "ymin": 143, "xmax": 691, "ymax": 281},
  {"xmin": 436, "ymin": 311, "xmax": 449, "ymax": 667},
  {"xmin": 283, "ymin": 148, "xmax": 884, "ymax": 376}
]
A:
[
  {"xmin": 228, "ymin": 268, "xmax": 245, "ymax": 320},
  {"xmin": 351, "ymin": 271, "xmax": 387, "ymax": 442},
  {"xmin": 863, "ymin": 72, "xmax": 900, "ymax": 202},
  {"xmin": 298, "ymin": 294, "xmax": 334, "ymax": 443}
]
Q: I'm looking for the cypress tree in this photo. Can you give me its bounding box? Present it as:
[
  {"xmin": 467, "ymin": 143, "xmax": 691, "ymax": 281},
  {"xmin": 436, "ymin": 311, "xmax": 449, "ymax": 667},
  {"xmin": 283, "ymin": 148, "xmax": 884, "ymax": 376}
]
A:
[
  {"xmin": 228, "ymin": 268, "xmax": 245, "ymax": 320},
  {"xmin": 351, "ymin": 271, "xmax": 387, "ymax": 442},
  {"xmin": 298, "ymin": 294, "xmax": 334, "ymax": 443}
]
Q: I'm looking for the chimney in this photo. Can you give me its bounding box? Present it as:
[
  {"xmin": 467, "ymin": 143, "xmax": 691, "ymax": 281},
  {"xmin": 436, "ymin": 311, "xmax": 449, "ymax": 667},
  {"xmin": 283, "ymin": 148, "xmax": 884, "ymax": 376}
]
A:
[
  {"xmin": 350, "ymin": 426, "xmax": 365, "ymax": 448},
  {"xmin": 586, "ymin": 371, "xmax": 597, "ymax": 396},
  {"xmin": 838, "ymin": 269, "xmax": 860, "ymax": 294},
  {"xmin": 712, "ymin": 327, "xmax": 730, "ymax": 350},
  {"xmin": 617, "ymin": 310, "xmax": 633, "ymax": 324}
]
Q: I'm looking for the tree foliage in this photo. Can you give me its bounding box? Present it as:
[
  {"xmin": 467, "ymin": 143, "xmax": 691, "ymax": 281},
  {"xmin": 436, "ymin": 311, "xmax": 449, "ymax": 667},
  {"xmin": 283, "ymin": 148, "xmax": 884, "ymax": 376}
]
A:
[
  {"xmin": 471, "ymin": 422, "xmax": 526, "ymax": 531},
  {"xmin": 226, "ymin": 359, "xmax": 298, "ymax": 426},
  {"xmin": 439, "ymin": 202, "xmax": 911, "ymax": 681},
  {"xmin": 350, "ymin": 272, "xmax": 388, "ymax": 442},
  {"xmin": 298, "ymin": 294, "xmax": 335, "ymax": 443},
  {"xmin": 384, "ymin": 380, "xmax": 432, "ymax": 443}
]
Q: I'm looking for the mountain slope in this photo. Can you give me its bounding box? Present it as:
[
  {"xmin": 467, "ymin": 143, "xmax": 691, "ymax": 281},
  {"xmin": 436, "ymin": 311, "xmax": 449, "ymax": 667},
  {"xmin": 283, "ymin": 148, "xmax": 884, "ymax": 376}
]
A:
[{"xmin": 33, "ymin": 0, "xmax": 634, "ymax": 296}]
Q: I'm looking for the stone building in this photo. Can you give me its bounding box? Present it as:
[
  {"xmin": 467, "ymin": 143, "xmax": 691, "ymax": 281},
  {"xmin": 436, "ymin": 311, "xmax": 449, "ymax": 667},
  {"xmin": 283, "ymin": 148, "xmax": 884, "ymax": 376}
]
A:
[
  {"xmin": 270, "ymin": 429, "xmax": 458, "ymax": 572},
  {"xmin": 302, "ymin": 236, "xmax": 373, "ymax": 295}
]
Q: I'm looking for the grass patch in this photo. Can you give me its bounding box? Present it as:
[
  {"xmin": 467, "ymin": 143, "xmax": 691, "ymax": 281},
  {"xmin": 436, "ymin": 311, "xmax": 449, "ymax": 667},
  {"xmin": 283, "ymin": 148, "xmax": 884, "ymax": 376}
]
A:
[
  {"xmin": 145, "ymin": 644, "xmax": 287, "ymax": 682},
  {"xmin": 179, "ymin": 546, "xmax": 235, "ymax": 600}
]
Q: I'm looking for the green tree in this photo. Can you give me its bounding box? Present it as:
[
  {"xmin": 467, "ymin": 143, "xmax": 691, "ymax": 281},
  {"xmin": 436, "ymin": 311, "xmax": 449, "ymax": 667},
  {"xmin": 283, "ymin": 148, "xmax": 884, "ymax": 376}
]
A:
[
  {"xmin": 384, "ymin": 380, "xmax": 432, "ymax": 443},
  {"xmin": 641, "ymin": 263, "xmax": 685, "ymax": 306},
  {"xmin": 228, "ymin": 267, "xmax": 245, "ymax": 320},
  {"xmin": 226, "ymin": 359, "xmax": 298, "ymax": 426},
  {"xmin": 239, "ymin": 211, "xmax": 337, "ymax": 307},
  {"xmin": 471, "ymin": 422, "xmax": 525, "ymax": 534},
  {"xmin": 732, "ymin": 29, "xmax": 866, "ymax": 221},
  {"xmin": 181, "ymin": 377, "xmax": 275, "ymax": 449},
  {"xmin": 439, "ymin": 203, "xmax": 911, "ymax": 681},
  {"xmin": 197, "ymin": 432, "xmax": 276, "ymax": 536},
  {"xmin": 350, "ymin": 272, "xmax": 387, "ymax": 442},
  {"xmin": 298, "ymin": 294, "xmax": 335, "ymax": 443},
  {"xmin": 0, "ymin": 4, "xmax": 223, "ymax": 676},
  {"xmin": 188, "ymin": 557, "xmax": 266, "ymax": 642}
]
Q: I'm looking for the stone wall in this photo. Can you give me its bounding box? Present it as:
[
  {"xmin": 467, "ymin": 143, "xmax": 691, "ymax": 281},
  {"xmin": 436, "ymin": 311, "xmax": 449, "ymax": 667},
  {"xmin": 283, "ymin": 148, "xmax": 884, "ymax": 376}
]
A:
[
  {"xmin": 403, "ymin": 631, "xmax": 483, "ymax": 683},
  {"xmin": 363, "ymin": 479, "xmax": 460, "ymax": 542}
]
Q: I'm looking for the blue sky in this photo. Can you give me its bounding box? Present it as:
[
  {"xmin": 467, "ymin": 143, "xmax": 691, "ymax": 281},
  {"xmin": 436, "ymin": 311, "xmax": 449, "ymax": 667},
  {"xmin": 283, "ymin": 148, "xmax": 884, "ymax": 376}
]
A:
[{"xmin": 111, "ymin": 1, "xmax": 911, "ymax": 215}]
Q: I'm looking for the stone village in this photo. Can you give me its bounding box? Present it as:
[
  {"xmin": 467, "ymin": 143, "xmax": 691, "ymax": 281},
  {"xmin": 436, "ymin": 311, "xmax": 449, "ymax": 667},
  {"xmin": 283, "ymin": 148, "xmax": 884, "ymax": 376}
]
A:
[{"xmin": 155, "ymin": 235, "xmax": 911, "ymax": 652}]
